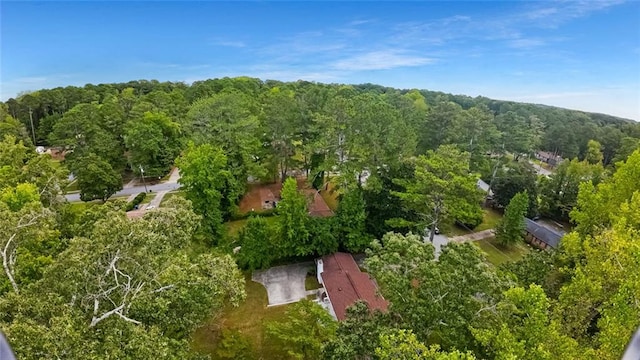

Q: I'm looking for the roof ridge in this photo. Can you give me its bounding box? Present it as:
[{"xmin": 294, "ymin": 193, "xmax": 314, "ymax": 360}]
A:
[{"xmin": 345, "ymin": 271, "xmax": 362, "ymax": 299}]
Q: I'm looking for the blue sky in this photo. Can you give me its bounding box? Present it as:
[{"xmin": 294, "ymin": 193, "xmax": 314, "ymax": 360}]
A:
[{"xmin": 1, "ymin": 1, "xmax": 639, "ymax": 120}]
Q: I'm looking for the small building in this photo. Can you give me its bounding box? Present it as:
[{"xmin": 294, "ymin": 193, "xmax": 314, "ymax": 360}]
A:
[
  {"xmin": 535, "ymin": 151, "xmax": 563, "ymax": 167},
  {"xmin": 524, "ymin": 218, "xmax": 563, "ymax": 249},
  {"xmin": 259, "ymin": 187, "xmax": 277, "ymax": 210},
  {"xmin": 316, "ymin": 253, "xmax": 388, "ymax": 321}
]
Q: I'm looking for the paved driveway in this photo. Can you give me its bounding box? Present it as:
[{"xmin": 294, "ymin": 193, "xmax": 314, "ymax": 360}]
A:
[
  {"xmin": 252, "ymin": 262, "xmax": 313, "ymax": 306},
  {"xmin": 424, "ymin": 232, "xmax": 450, "ymax": 259}
]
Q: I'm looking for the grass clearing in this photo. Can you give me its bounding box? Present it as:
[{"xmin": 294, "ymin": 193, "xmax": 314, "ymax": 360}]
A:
[
  {"xmin": 191, "ymin": 274, "xmax": 291, "ymax": 359},
  {"xmin": 225, "ymin": 216, "xmax": 280, "ymax": 237},
  {"xmin": 65, "ymin": 180, "xmax": 80, "ymax": 192},
  {"xmin": 319, "ymin": 181, "xmax": 339, "ymax": 212},
  {"xmin": 446, "ymin": 208, "xmax": 503, "ymax": 236},
  {"xmin": 305, "ymin": 275, "xmax": 320, "ymax": 291},
  {"xmin": 160, "ymin": 190, "xmax": 185, "ymax": 206},
  {"xmin": 139, "ymin": 193, "xmax": 157, "ymax": 205},
  {"xmin": 474, "ymin": 237, "xmax": 531, "ymax": 266}
]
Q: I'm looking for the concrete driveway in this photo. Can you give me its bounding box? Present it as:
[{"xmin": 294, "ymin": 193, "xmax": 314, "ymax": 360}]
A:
[
  {"xmin": 252, "ymin": 262, "xmax": 313, "ymax": 306},
  {"xmin": 424, "ymin": 232, "xmax": 450, "ymax": 259}
]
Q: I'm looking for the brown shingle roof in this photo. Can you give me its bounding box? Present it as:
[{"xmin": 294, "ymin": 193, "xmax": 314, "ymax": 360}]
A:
[{"xmin": 321, "ymin": 253, "xmax": 388, "ymax": 321}]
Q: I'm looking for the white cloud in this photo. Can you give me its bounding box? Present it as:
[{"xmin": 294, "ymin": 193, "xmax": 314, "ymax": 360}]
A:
[
  {"xmin": 508, "ymin": 38, "xmax": 546, "ymax": 49},
  {"xmin": 211, "ymin": 40, "xmax": 246, "ymax": 48},
  {"xmin": 332, "ymin": 50, "xmax": 435, "ymax": 71}
]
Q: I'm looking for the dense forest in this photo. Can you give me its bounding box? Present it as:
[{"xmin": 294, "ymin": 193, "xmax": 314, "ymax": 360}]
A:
[{"xmin": 1, "ymin": 77, "xmax": 639, "ymax": 359}]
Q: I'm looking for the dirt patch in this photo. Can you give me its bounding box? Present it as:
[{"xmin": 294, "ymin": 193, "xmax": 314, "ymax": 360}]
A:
[
  {"xmin": 238, "ymin": 183, "xmax": 283, "ymax": 213},
  {"xmin": 238, "ymin": 178, "xmax": 333, "ymax": 217}
]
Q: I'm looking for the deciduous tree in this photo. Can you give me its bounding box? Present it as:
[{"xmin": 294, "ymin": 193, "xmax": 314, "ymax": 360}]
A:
[
  {"xmin": 277, "ymin": 177, "xmax": 311, "ymax": 257},
  {"xmin": 176, "ymin": 143, "xmax": 231, "ymax": 241},
  {"xmin": 394, "ymin": 145, "xmax": 483, "ymax": 242},
  {"xmin": 495, "ymin": 191, "xmax": 528, "ymax": 246},
  {"xmin": 266, "ymin": 299, "xmax": 337, "ymax": 360},
  {"xmin": 73, "ymin": 153, "xmax": 123, "ymax": 202}
]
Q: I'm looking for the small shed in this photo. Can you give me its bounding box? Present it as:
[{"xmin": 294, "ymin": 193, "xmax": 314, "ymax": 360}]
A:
[{"xmin": 524, "ymin": 218, "xmax": 563, "ymax": 249}]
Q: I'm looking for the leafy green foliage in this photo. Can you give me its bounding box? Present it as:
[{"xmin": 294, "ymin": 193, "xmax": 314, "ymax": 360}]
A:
[
  {"xmin": 1, "ymin": 197, "xmax": 245, "ymax": 360},
  {"xmin": 237, "ymin": 216, "xmax": 277, "ymax": 270},
  {"xmin": 500, "ymin": 250, "xmax": 558, "ymax": 294},
  {"xmin": 216, "ymin": 329, "xmax": 256, "ymax": 360},
  {"xmin": 539, "ymin": 158, "xmax": 604, "ymax": 221},
  {"xmin": 125, "ymin": 111, "xmax": 182, "ymax": 177},
  {"xmin": 176, "ymin": 143, "xmax": 231, "ymax": 241},
  {"xmin": 125, "ymin": 192, "xmax": 147, "ymax": 211},
  {"xmin": 323, "ymin": 301, "xmax": 392, "ymax": 359},
  {"xmin": 472, "ymin": 285, "xmax": 581, "ymax": 360},
  {"xmin": 366, "ymin": 233, "xmax": 504, "ymax": 351},
  {"xmin": 73, "ymin": 153, "xmax": 123, "ymax": 202},
  {"xmin": 495, "ymin": 191, "xmax": 528, "ymax": 246},
  {"xmin": 394, "ymin": 145, "xmax": 483, "ymax": 242},
  {"xmin": 277, "ymin": 178, "xmax": 311, "ymax": 257},
  {"xmin": 376, "ymin": 329, "xmax": 476, "ymax": 360},
  {"xmin": 266, "ymin": 299, "xmax": 337, "ymax": 360},
  {"xmin": 334, "ymin": 188, "xmax": 371, "ymax": 252},
  {"xmin": 585, "ymin": 139, "xmax": 604, "ymax": 164},
  {"xmin": 491, "ymin": 160, "xmax": 539, "ymax": 216}
]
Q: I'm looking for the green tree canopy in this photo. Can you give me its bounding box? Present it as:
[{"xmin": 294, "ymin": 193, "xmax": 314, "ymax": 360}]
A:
[
  {"xmin": 394, "ymin": 145, "xmax": 483, "ymax": 242},
  {"xmin": 495, "ymin": 191, "xmax": 528, "ymax": 246},
  {"xmin": 266, "ymin": 299, "xmax": 337, "ymax": 360},
  {"xmin": 176, "ymin": 143, "xmax": 232, "ymax": 241}
]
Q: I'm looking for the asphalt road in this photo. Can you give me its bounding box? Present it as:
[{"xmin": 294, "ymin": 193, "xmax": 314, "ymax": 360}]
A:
[{"xmin": 65, "ymin": 182, "xmax": 181, "ymax": 202}]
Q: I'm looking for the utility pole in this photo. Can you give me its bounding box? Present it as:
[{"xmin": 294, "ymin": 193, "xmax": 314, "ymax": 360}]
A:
[
  {"xmin": 28, "ymin": 107, "xmax": 36, "ymax": 145},
  {"xmin": 139, "ymin": 166, "xmax": 149, "ymax": 193}
]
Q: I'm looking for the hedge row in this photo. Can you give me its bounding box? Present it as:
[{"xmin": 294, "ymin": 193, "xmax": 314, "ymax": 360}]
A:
[{"xmin": 125, "ymin": 192, "xmax": 147, "ymax": 212}]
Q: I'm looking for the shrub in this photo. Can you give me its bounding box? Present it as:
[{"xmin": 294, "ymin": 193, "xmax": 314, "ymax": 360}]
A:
[{"xmin": 125, "ymin": 192, "xmax": 147, "ymax": 211}]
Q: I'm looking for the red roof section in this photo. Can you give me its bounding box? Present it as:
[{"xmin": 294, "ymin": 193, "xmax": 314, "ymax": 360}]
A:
[{"xmin": 321, "ymin": 253, "xmax": 388, "ymax": 321}]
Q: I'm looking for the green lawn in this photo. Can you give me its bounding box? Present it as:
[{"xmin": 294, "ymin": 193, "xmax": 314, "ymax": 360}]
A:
[
  {"xmin": 139, "ymin": 193, "xmax": 157, "ymax": 206},
  {"xmin": 474, "ymin": 237, "xmax": 531, "ymax": 266},
  {"xmin": 67, "ymin": 201, "xmax": 97, "ymax": 213},
  {"xmin": 320, "ymin": 181, "xmax": 339, "ymax": 212},
  {"xmin": 475, "ymin": 208, "xmax": 503, "ymax": 232},
  {"xmin": 225, "ymin": 216, "xmax": 280, "ymax": 237},
  {"xmin": 446, "ymin": 208, "xmax": 503, "ymax": 236},
  {"xmin": 305, "ymin": 275, "xmax": 320, "ymax": 291},
  {"xmin": 191, "ymin": 274, "xmax": 291, "ymax": 359},
  {"xmin": 65, "ymin": 180, "xmax": 80, "ymax": 192},
  {"xmin": 160, "ymin": 190, "xmax": 185, "ymax": 206}
]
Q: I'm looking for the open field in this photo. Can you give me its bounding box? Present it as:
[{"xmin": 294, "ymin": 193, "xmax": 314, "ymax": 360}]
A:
[
  {"xmin": 473, "ymin": 237, "xmax": 531, "ymax": 266},
  {"xmin": 191, "ymin": 274, "xmax": 291, "ymax": 359}
]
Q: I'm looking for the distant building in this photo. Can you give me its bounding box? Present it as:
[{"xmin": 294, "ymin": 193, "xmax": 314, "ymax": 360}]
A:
[
  {"xmin": 535, "ymin": 151, "xmax": 563, "ymax": 167},
  {"xmin": 524, "ymin": 218, "xmax": 563, "ymax": 249},
  {"xmin": 316, "ymin": 253, "xmax": 388, "ymax": 321}
]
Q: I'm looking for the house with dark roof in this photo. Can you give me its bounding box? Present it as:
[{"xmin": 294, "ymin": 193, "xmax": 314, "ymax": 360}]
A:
[
  {"xmin": 316, "ymin": 253, "xmax": 388, "ymax": 321},
  {"xmin": 535, "ymin": 151, "xmax": 564, "ymax": 167},
  {"xmin": 524, "ymin": 218, "xmax": 563, "ymax": 249}
]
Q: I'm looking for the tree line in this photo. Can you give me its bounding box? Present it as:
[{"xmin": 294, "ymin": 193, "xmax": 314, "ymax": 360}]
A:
[
  {"xmin": 4, "ymin": 78, "xmax": 639, "ymax": 188},
  {"xmin": 1, "ymin": 77, "xmax": 640, "ymax": 359}
]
